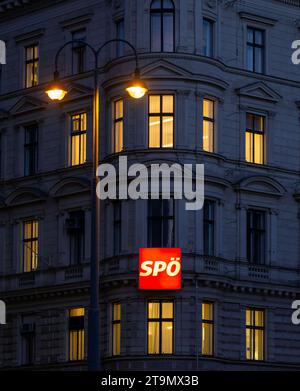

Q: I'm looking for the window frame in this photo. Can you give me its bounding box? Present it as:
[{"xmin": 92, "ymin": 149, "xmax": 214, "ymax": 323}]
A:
[
  {"xmin": 203, "ymin": 18, "xmax": 214, "ymax": 57},
  {"xmin": 22, "ymin": 219, "xmax": 38, "ymax": 273},
  {"xmin": 113, "ymin": 99, "xmax": 124, "ymax": 153},
  {"xmin": 201, "ymin": 301, "xmax": 214, "ymax": 357},
  {"xmin": 203, "ymin": 98, "xmax": 215, "ymax": 153},
  {"xmin": 245, "ymin": 307, "xmax": 265, "ymax": 361},
  {"xmin": 112, "ymin": 302, "xmax": 121, "ymax": 356},
  {"xmin": 147, "ymin": 299, "xmax": 174, "ymax": 355},
  {"xmin": 150, "ymin": 0, "xmax": 175, "ymax": 52},
  {"xmin": 148, "ymin": 93, "xmax": 174, "ymax": 149},
  {"xmin": 245, "ymin": 112, "xmax": 265, "ymax": 165},
  {"xmin": 68, "ymin": 308, "xmax": 85, "ymax": 362},
  {"xmin": 25, "ymin": 43, "xmax": 39, "ymax": 88},
  {"xmin": 246, "ymin": 26, "xmax": 265, "ymax": 74}
]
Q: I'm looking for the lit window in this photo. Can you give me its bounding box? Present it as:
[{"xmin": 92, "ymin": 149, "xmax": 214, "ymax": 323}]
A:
[
  {"xmin": 113, "ymin": 99, "xmax": 123, "ymax": 153},
  {"xmin": 246, "ymin": 308, "xmax": 265, "ymax": 361},
  {"xmin": 22, "ymin": 220, "xmax": 38, "ymax": 273},
  {"xmin": 25, "ymin": 44, "xmax": 39, "ymax": 88},
  {"xmin": 70, "ymin": 113, "xmax": 87, "ymax": 166},
  {"xmin": 150, "ymin": 0, "xmax": 174, "ymax": 52},
  {"xmin": 112, "ymin": 303, "xmax": 121, "ymax": 356},
  {"xmin": 247, "ymin": 27, "xmax": 265, "ymax": 73},
  {"xmin": 203, "ymin": 99, "xmax": 214, "ymax": 152},
  {"xmin": 245, "ymin": 113, "xmax": 264, "ymax": 164},
  {"xmin": 202, "ymin": 302, "xmax": 214, "ymax": 356},
  {"xmin": 113, "ymin": 202, "xmax": 122, "ymax": 255},
  {"xmin": 149, "ymin": 94, "xmax": 174, "ymax": 148},
  {"xmin": 148, "ymin": 199, "xmax": 174, "ymax": 247},
  {"xmin": 203, "ymin": 18, "xmax": 214, "ymax": 57},
  {"xmin": 116, "ymin": 19, "xmax": 125, "ymax": 57},
  {"xmin": 247, "ymin": 209, "xmax": 266, "ymax": 265},
  {"xmin": 72, "ymin": 30, "xmax": 86, "ymax": 74},
  {"xmin": 24, "ymin": 124, "xmax": 38, "ymax": 176},
  {"xmin": 69, "ymin": 308, "xmax": 85, "ymax": 361},
  {"xmin": 148, "ymin": 300, "xmax": 174, "ymax": 355},
  {"xmin": 203, "ymin": 200, "xmax": 215, "ymax": 256}
]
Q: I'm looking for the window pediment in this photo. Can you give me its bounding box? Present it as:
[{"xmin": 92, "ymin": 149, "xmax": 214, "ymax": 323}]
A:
[
  {"xmin": 236, "ymin": 82, "xmax": 281, "ymax": 103},
  {"xmin": 9, "ymin": 96, "xmax": 48, "ymax": 116},
  {"xmin": 234, "ymin": 176, "xmax": 285, "ymax": 198}
]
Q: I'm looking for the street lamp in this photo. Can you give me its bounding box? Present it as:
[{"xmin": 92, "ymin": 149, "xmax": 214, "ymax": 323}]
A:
[{"xmin": 45, "ymin": 39, "xmax": 147, "ymax": 371}]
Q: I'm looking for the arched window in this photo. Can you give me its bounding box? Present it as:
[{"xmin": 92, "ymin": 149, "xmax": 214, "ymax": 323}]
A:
[{"xmin": 150, "ymin": 0, "xmax": 175, "ymax": 52}]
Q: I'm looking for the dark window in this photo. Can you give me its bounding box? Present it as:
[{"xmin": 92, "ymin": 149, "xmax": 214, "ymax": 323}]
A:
[
  {"xmin": 25, "ymin": 44, "xmax": 39, "ymax": 88},
  {"xmin": 69, "ymin": 308, "xmax": 85, "ymax": 361},
  {"xmin": 113, "ymin": 202, "xmax": 122, "ymax": 255},
  {"xmin": 24, "ymin": 124, "xmax": 38, "ymax": 176},
  {"xmin": 245, "ymin": 113, "xmax": 265, "ymax": 164},
  {"xmin": 66, "ymin": 211, "xmax": 85, "ymax": 265},
  {"xmin": 150, "ymin": 0, "xmax": 175, "ymax": 52},
  {"xmin": 148, "ymin": 300, "xmax": 174, "ymax": 354},
  {"xmin": 21, "ymin": 321, "xmax": 35, "ymax": 365},
  {"xmin": 203, "ymin": 18, "xmax": 214, "ymax": 57},
  {"xmin": 116, "ymin": 19, "xmax": 125, "ymax": 57},
  {"xmin": 246, "ymin": 308, "xmax": 265, "ymax": 361},
  {"xmin": 72, "ymin": 30, "xmax": 86, "ymax": 74},
  {"xmin": 247, "ymin": 27, "xmax": 265, "ymax": 73},
  {"xmin": 203, "ymin": 200, "xmax": 215, "ymax": 256},
  {"xmin": 247, "ymin": 210, "xmax": 266, "ymax": 265},
  {"xmin": 148, "ymin": 199, "xmax": 174, "ymax": 247}
]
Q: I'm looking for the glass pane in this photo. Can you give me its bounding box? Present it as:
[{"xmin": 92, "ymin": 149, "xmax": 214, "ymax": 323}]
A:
[
  {"xmin": 81, "ymin": 113, "xmax": 87, "ymax": 130},
  {"xmin": 148, "ymin": 321, "xmax": 160, "ymax": 354},
  {"xmin": 247, "ymin": 46, "xmax": 254, "ymax": 71},
  {"xmin": 203, "ymin": 120, "xmax": 213, "ymax": 152},
  {"xmin": 254, "ymin": 133, "xmax": 263, "ymax": 164},
  {"xmin": 163, "ymin": 219, "xmax": 174, "ymax": 247},
  {"xmin": 202, "ymin": 303, "xmax": 213, "ymax": 321},
  {"xmin": 202, "ymin": 323, "xmax": 213, "ymax": 355},
  {"xmin": 255, "ymin": 330, "xmax": 264, "ymax": 360},
  {"xmin": 115, "ymin": 121, "xmax": 123, "ymax": 152},
  {"xmin": 162, "ymin": 116, "xmax": 173, "ymax": 147},
  {"xmin": 246, "ymin": 309, "xmax": 253, "ymax": 326},
  {"xmin": 245, "ymin": 132, "xmax": 253, "ymax": 162},
  {"xmin": 255, "ymin": 310, "xmax": 264, "ymax": 327},
  {"xmin": 149, "ymin": 96, "xmax": 161, "ymax": 113},
  {"xmin": 161, "ymin": 322, "xmax": 173, "ymax": 354},
  {"xmin": 151, "ymin": 14, "xmax": 161, "ymax": 51},
  {"xmin": 246, "ymin": 328, "xmax": 253, "ymax": 360},
  {"xmin": 163, "ymin": 13, "xmax": 174, "ymax": 52},
  {"xmin": 162, "ymin": 95, "xmax": 173, "ymax": 113},
  {"xmin": 255, "ymin": 47, "xmax": 263, "ymax": 73},
  {"xmin": 72, "ymin": 115, "xmax": 80, "ymax": 132},
  {"xmin": 203, "ymin": 19, "xmax": 213, "ymax": 57},
  {"xmin": 246, "ymin": 114, "xmax": 253, "ymax": 130},
  {"xmin": 72, "ymin": 135, "xmax": 80, "ymax": 165},
  {"xmin": 163, "ymin": 0, "xmax": 174, "ymax": 8},
  {"xmin": 149, "ymin": 116, "xmax": 161, "ymax": 147},
  {"xmin": 33, "ymin": 61, "xmax": 38, "ymax": 85},
  {"xmin": 151, "ymin": 0, "xmax": 161, "ymax": 9},
  {"xmin": 255, "ymin": 30, "xmax": 263, "ymax": 45},
  {"xmin": 247, "ymin": 28, "xmax": 254, "ymax": 43},
  {"xmin": 254, "ymin": 115, "xmax": 264, "ymax": 132},
  {"xmin": 163, "ymin": 199, "xmax": 173, "ymax": 216},
  {"xmin": 203, "ymin": 99, "xmax": 214, "ymax": 119},
  {"xmin": 80, "ymin": 134, "xmax": 86, "ymax": 164},
  {"xmin": 162, "ymin": 302, "xmax": 173, "ymax": 318},
  {"xmin": 113, "ymin": 324, "xmax": 121, "ymax": 355},
  {"xmin": 34, "ymin": 45, "xmax": 39, "ymax": 58},
  {"xmin": 113, "ymin": 303, "xmax": 121, "ymax": 321},
  {"xmin": 115, "ymin": 100, "xmax": 123, "ymax": 120},
  {"xmin": 148, "ymin": 302, "xmax": 160, "ymax": 318},
  {"xmin": 70, "ymin": 308, "xmax": 85, "ymax": 317},
  {"xmin": 26, "ymin": 64, "xmax": 33, "ymax": 88}
]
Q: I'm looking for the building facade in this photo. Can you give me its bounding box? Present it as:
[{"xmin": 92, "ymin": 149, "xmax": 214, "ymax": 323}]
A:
[{"xmin": 0, "ymin": 0, "xmax": 300, "ymax": 370}]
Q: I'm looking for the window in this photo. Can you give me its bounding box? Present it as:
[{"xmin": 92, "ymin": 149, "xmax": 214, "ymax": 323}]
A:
[
  {"xmin": 24, "ymin": 124, "xmax": 38, "ymax": 176},
  {"xmin": 246, "ymin": 308, "xmax": 265, "ymax": 361},
  {"xmin": 247, "ymin": 210, "xmax": 266, "ymax": 265},
  {"xmin": 113, "ymin": 202, "xmax": 122, "ymax": 255},
  {"xmin": 203, "ymin": 18, "xmax": 214, "ymax": 57},
  {"xmin": 245, "ymin": 113, "xmax": 265, "ymax": 164},
  {"xmin": 247, "ymin": 27, "xmax": 265, "ymax": 73},
  {"xmin": 72, "ymin": 30, "xmax": 86, "ymax": 74},
  {"xmin": 69, "ymin": 308, "xmax": 85, "ymax": 361},
  {"xmin": 203, "ymin": 200, "xmax": 215, "ymax": 256},
  {"xmin": 148, "ymin": 199, "xmax": 174, "ymax": 247},
  {"xmin": 116, "ymin": 19, "xmax": 125, "ymax": 57},
  {"xmin": 150, "ymin": 0, "xmax": 174, "ymax": 52},
  {"xmin": 113, "ymin": 99, "xmax": 123, "ymax": 153},
  {"xmin": 148, "ymin": 300, "xmax": 174, "ymax": 355},
  {"xmin": 149, "ymin": 94, "xmax": 174, "ymax": 148},
  {"xmin": 22, "ymin": 220, "xmax": 38, "ymax": 273},
  {"xmin": 70, "ymin": 112, "xmax": 87, "ymax": 166},
  {"xmin": 66, "ymin": 211, "xmax": 85, "ymax": 265},
  {"xmin": 21, "ymin": 318, "xmax": 35, "ymax": 365},
  {"xmin": 112, "ymin": 303, "xmax": 121, "ymax": 356},
  {"xmin": 202, "ymin": 302, "xmax": 214, "ymax": 356},
  {"xmin": 25, "ymin": 44, "xmax": 39, "ymax": 88},
  {"xmin": 203, "ymin": 99, "xmax": 214, "ymax": 152}
]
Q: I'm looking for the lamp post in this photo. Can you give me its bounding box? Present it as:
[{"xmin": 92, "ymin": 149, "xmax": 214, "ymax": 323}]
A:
[{"xmin": 45, "ymin": 39, "xmax": 147, "ymax": 371}]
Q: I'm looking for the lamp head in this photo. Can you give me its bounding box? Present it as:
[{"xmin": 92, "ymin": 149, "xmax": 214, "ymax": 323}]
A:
[
  {"xmin": 126, "ymin": 69, "xmax": 148, "ymax": 99},
  {"xmin": 45, "ymin": 71, "xmax": 68, "ymax": 101}
]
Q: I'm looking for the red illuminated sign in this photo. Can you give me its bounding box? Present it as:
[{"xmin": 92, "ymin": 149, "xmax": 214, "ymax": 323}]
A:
[{"xmin": 139, "ymin": 248, "xmax": 181, "ymax": 290}]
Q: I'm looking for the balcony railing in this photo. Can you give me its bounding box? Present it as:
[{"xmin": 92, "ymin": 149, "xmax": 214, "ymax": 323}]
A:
[{"xmin": 275, "ymin": 0, "xmax": 300, "ymax": 6}]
